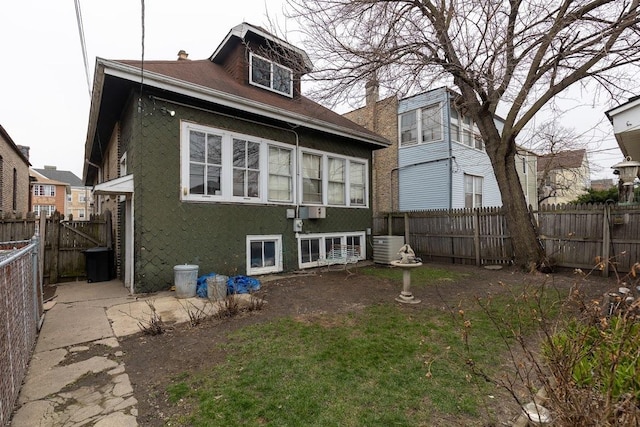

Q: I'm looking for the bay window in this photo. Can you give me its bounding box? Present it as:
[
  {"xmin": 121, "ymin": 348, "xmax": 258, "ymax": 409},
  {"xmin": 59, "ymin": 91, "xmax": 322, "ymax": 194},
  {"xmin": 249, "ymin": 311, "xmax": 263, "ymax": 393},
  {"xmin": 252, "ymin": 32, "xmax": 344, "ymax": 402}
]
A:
[{"xmin": 182, "ymin": 123, "xmax": 368, "ymax": 207}]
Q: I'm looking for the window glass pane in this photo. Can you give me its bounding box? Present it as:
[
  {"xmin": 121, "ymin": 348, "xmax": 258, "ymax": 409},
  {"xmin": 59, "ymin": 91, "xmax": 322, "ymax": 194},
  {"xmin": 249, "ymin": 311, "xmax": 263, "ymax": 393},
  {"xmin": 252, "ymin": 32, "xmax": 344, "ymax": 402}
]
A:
[
  {"xmin": 206, "ymin": 165, "xmax": 221, "ymax": 195},
  {"xmin": 400, "ymin": 112, "xmax": 417, "ymax": 146},
  {"xmin": 451, "ymin": 123, "xmax": 460, "ymax": 142},
  {"xmin": 302, "ymin": 153, "xmax": 322, "ymax": 203},
  {"xmin": 189, "ymin": 131, "xmax": 205, "ymax": 162},
  {"xmin": 422, "ymin": 105, "xmax": 442, "ymax": 142},
  {"xmin": 263, "ymin": 241, "xmax": 276, "ymax": 266},
  {"xmin": 350, "ymin": 162, "xmax": 366, "ymax": 206},
  {"xmin": 247, "ymin": 142, "xmax": 260, "ymax": 169},
  {"xmin": 233, "ymin": 139, "xmax": 260, "ymax": 198},
  {"xmin": 273, "ymin": 64, "xmax": 291, "ymax": 94},
  {"xmin": 250, "ymin": 241, "xmax": 263, "ymax": 268},
  {"xmin": 328, "ymin": 158, "xmax": 345, "ymax": 205},
  {"xmin": 301, "ymin": 238, "xmax": 321, "ymax": 263},
  {"xmin": 233, "ymin": 139, "xmax": 246, "ymax": 167},
  {"xmin": 268, "ymin": 146, "xmax": 292, "ymax": 201},
  {"xmin": 233, "ymin": 169, "xmax": 245, "ymax": 197},
  {"xmin": 474, "ymin": 135, "xmax": 483, "ymax": 150},
  {"xmin": 190, "ymin": 164, "xmax": 205, "ymax": 194},
  {"xmin": 251, "ymin": 55, "xmax": 271, "ymax": 87},
  {"xmin": 207, "ymin": 134, "xmax": 222, "ymax": 164},
  {"xmin": 248, "ymin": 170, "xmax": 260, "ymax": 197}
]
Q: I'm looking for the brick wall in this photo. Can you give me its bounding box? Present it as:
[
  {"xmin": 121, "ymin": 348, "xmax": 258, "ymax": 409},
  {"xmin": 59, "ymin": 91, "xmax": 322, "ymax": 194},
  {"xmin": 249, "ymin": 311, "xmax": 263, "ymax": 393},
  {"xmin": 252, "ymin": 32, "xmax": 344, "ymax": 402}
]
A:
[
  {"xmin": 0, "ymin": 131, "xmax": 30, "ymax": 216},
  {"xmin": 344, "ymin": 95, "xmax": 399, "ymax": 215}
]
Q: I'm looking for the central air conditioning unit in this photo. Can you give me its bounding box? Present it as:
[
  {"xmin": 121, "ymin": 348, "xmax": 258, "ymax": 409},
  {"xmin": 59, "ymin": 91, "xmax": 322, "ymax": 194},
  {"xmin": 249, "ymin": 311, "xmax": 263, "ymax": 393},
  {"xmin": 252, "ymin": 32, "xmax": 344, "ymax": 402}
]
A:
[{"xmin": 372, "ymin": 235, "xmax": 405, "ymax": 264}]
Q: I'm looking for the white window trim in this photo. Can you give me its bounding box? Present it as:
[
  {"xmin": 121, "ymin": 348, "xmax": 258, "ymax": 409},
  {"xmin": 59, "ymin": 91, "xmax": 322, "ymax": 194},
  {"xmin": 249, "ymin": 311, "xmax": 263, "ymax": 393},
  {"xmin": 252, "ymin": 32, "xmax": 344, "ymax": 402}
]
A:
[
  {"xmin": 464, "ymin": 174, "xmax": 483, "ymax": 208},
  {"xmin": 297, "ymin": 231, "xmax": 366, "ymax": 269},
  {"xmin": 249, "ymin": 52, "xmax": 293, "ymax": 98},
  {"xmin": 451, "ymin": 113, "xmax": 483, "ymax": 151},
  {"xmin": 398, "ymin": 103, "xmax": 444, "ymax": 148},
  {"xmin": 181, "ymin": 122, "xmax": 369, "ymax": 209},
  {"xmin": 246, "ymin": 234, "xmax": 283, "ymax": 275},
  {"xmin": 181, "ymin": 122, "xmax": 297, "ymax": 205},
  {"xmin": 299, "ymin": 147, "xmax": 369, "ymax": 208}
]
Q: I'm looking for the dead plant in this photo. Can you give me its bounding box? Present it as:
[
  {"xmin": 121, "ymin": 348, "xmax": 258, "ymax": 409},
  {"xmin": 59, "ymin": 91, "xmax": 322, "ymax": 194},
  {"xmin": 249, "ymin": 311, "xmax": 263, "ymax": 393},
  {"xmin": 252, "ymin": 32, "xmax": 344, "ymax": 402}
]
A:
[{"xmin": 137, "ymin": 300, "xmax": 165, "ymax": 335}]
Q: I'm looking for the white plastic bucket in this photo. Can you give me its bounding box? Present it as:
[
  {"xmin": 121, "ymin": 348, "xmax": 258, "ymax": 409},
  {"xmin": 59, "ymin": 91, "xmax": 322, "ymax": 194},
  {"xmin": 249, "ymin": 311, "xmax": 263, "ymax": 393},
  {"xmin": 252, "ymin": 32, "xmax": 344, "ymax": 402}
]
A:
[
  {"xmin": 173, "ymin": 264, "xmax": 199, "ymax": 298},
  {"xmin": 207, "ymin": 274, "xmax": 228, "ymax": 301}
]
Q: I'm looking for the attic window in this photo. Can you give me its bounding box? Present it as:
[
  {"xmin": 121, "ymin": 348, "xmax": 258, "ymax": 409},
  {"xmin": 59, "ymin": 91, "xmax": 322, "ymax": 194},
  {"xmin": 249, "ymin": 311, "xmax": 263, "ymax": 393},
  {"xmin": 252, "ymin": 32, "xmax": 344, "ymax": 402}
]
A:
[{"xmin": 249, "ymin": 53, "xmax": 293, "ymax": 97}]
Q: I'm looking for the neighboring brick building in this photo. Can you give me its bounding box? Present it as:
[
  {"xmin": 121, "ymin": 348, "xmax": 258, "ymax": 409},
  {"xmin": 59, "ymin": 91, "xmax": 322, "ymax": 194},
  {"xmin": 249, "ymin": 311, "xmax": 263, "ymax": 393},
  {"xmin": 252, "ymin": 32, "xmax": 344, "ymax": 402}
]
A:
[
  {"xmin": 0, "ymin": 124, "xmax": 30, "ymax": 216},
  {"xmin": 343, "ymin": 82, "xmax": 399, "ymax": 214},
  {"xmin": 31, "ymin": 166, "xmax": 91, "ymax": 219}
]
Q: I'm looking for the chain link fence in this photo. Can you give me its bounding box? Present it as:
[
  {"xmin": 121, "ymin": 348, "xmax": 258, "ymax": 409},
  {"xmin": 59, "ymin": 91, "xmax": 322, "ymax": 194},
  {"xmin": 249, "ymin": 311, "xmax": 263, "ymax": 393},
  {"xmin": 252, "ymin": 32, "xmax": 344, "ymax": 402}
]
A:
[{"xmin": 0, "ymin": 238, "xmax": 41, "ymax": 425}]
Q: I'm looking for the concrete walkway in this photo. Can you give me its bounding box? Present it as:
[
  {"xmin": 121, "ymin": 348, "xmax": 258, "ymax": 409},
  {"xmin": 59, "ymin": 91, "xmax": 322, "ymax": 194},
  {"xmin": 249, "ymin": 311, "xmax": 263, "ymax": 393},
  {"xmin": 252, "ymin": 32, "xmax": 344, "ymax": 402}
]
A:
[{"xmin": 10, "ymin": 279, "xmax": 213, "ymax": 427}]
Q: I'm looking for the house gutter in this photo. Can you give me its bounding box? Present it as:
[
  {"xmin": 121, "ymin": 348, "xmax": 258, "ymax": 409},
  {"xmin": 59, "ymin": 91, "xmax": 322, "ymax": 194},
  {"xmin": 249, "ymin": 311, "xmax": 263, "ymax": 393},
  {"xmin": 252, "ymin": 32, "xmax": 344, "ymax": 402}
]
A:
[{"xmin": 98, "ymin": 58, "xmax": 389, "ymax": 148}]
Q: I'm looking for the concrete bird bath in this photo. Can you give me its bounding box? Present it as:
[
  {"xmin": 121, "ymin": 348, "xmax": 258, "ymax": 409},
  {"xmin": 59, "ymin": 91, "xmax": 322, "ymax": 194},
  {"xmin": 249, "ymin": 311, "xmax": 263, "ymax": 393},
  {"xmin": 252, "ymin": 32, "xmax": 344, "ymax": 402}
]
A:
[{"xmin": 391, "ymin": 244, "xmax": 422, "ymax": 304}]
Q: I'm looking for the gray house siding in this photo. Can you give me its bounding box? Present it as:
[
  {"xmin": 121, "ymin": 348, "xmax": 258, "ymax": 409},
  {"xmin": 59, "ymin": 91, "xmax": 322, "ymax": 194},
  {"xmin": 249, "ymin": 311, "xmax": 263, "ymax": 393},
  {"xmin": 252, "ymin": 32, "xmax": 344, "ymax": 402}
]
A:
[
  {"xmin": 396, "ymin": 87, "xmax": 506, "ymax": 211},
  {"xmin": 398, "ymin": 141, "xmax": 451, "ymax": 210},
  {"xmin": 450, "ymin": 142, "xmax": 502, "ymax": 208},
  {"xmin": 126, "ymin": 95, "xmax": 373, "ymax": 292}
]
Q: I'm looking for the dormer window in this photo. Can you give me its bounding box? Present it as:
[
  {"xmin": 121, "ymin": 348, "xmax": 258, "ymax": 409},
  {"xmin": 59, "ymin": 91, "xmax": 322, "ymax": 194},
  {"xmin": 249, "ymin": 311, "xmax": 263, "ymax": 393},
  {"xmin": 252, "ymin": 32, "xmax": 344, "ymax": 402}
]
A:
[{"xmin": 249, "ymin": 52, "xmax": 293, "ymax": 97}]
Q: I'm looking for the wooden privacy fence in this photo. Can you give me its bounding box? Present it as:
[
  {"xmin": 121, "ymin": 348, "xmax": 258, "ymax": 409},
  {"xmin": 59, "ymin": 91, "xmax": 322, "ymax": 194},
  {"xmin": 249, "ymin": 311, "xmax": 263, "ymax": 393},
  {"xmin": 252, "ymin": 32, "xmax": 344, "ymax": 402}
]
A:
[
  {"xmin": 373, "ymin": 203, "xmax": 640, "ymax": 275},
  {"xmin": 0, "ymin": 211, "xmax": 111, "ymax": 283}
]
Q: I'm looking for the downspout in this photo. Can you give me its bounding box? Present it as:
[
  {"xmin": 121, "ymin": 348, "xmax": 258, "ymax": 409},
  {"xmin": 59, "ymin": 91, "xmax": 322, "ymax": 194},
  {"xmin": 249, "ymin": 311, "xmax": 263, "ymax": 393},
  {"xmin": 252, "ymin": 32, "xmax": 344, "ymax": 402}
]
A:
[{"xmin": 447, "ymin": 91, "xmax": 453, "ymax": 210}]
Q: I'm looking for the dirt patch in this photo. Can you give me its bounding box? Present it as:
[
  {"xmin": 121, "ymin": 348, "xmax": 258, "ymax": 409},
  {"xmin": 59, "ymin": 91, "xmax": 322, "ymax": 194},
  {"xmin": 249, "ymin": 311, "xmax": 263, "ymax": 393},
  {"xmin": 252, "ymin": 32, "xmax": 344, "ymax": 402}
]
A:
[{"xmin": 116, "ymin": 263, "xmax": 616, "ymax": 426}]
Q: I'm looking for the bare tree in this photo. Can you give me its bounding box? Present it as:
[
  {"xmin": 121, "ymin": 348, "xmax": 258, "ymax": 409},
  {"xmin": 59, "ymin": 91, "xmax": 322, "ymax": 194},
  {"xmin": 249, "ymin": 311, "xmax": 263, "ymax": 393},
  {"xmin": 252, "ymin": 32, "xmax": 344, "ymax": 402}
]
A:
[
  {"xmin": 286, "ymin": 0, "xmax": 640, "ymax": 269},
  {"xmin": 523, "ymin": 121, "xmax": 591, "ymax": 205}
]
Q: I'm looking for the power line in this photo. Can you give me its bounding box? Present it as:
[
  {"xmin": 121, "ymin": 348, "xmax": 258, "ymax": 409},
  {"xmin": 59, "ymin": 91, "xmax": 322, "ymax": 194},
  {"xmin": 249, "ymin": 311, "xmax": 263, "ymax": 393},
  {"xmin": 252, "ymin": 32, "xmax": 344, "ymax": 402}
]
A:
[{"xmin": 74, "ymin": 0, "xmax": 92, "ymax": 98}]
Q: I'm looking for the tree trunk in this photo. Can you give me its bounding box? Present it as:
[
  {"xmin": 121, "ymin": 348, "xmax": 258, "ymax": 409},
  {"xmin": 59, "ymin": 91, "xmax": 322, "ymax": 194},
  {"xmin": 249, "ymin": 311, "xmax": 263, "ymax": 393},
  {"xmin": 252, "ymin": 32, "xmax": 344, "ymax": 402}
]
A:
[{"xmin": 487, "ymin": 135, "xmax": 546, "ymax": 270}]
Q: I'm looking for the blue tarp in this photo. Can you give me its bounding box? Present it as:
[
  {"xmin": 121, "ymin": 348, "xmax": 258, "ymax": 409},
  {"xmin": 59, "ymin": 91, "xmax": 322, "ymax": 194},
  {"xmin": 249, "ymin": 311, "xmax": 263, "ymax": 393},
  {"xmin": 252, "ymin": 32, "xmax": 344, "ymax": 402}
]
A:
[
  {"xmin": 196, "ymin": 273, "xmax": 216, "ymax": 298},
  {"xmin": 227, "ymin": 275, "xmax": 261, "ymax": 294},
  {"xmin": 196, "ymin": 273, "xmax": 261, "ymax": 297}
]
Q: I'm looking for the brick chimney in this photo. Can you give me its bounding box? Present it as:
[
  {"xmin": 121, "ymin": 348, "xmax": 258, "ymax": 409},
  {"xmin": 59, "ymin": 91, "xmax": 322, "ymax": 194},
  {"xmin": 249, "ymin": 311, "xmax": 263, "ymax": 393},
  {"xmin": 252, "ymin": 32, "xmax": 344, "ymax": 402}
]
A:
[
  {"xmin": 365, "ymin": 77, "xmax": 379, "ymax": 132},
  {"xmin": 177, "ymin": 50, "xmax": 189, "ymax": 60},
  {"xmin": 17, "ymin": 145, "xmax": 30, "ymax": 160}
]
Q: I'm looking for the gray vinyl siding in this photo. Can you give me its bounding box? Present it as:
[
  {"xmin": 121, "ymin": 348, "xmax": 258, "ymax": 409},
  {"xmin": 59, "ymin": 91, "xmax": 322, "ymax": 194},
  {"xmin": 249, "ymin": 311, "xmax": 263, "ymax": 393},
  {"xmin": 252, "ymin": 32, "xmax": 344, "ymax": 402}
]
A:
[
  {"xmin": 450, "ymin": 142, "xmax": 502, "ymax": 208},
  {"xmin": 398, "ymin": 155, "xmax": 450, "ymax": 211},
  {"xmin": 398, "ymin": 88, "xmax": 452, "ymax": 211},
  {"xmin": 398, "ymin": 88, "xmax": 447, "ymax": 114}
]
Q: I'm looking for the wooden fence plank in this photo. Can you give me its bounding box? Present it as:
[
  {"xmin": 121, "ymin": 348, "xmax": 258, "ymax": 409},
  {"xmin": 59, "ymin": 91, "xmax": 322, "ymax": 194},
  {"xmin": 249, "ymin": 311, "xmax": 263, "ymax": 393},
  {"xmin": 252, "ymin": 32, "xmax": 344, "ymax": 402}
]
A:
[{"xmin": 375, "ymin": 204, "xmax": 640, "ymax": 273}]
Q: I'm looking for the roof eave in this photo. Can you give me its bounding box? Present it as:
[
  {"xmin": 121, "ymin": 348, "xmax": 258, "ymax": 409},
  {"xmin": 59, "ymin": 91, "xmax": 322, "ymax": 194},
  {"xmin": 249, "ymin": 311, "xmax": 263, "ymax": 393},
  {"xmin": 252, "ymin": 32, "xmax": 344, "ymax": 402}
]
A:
[{"xmin": 100, "ymin": 59, "xmax": 388, "ymax": 147}]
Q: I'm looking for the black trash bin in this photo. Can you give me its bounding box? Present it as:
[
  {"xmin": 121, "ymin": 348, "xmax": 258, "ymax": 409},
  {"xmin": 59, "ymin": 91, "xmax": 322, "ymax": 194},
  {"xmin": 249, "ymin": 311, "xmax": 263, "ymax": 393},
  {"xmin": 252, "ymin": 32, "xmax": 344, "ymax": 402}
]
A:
[{"xmin": 84, "ymin": 247, "xmax": 114, "ymax": 283}]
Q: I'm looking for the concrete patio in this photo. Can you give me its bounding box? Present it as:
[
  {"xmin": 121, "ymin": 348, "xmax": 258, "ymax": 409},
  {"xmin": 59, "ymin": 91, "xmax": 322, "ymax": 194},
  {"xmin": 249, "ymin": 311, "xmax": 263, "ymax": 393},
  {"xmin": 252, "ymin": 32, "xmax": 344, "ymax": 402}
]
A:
[{"xmin": 10, "ymin": 279, "xmax": 220, "ymax": 426}]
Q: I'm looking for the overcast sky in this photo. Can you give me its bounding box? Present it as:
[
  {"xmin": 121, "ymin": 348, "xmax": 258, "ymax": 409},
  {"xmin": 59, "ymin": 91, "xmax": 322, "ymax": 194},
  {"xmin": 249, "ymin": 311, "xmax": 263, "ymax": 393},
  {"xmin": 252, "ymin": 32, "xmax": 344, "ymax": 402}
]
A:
[{"xmin": 0, "ymin": 1, "xmax": 625, "ymax": 181}]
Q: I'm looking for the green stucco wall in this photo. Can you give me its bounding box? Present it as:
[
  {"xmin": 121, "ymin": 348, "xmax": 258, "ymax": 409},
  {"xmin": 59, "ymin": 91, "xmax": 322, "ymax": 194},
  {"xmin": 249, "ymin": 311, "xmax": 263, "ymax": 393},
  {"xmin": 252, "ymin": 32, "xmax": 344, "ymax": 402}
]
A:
[{"xmin": 125, "ymin": 95, "xmax": 375, "ymax": 292}]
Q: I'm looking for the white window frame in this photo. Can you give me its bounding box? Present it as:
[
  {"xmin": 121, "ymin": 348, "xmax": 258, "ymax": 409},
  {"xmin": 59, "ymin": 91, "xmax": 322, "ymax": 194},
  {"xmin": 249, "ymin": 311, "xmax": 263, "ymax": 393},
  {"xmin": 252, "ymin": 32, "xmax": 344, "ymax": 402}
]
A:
[
  {"xmin": 246, "ymin": 234, "xmax": 283, "ymax": 275},
  {"xmin": 297, "ymin": 231, "xmax": 366, "ymax": 269},
  {"xmin": 450, "ymin": 109, "xmax": 483, "ymax": 151},
  {"xmin": 249, "ymin": 52, "xmax": 293, "ymax": 97},
  {"xmin": 464, "ymin": 174, "xmax": 483, "ymax": 208},
  {"xmin": 399, "ymin": 103, "xmax": 444, "ymax": 147},
  {"xmin": 33, "ymin": 184, "xmax": 56, "ymax": 197},
  {"xmin": 181, "ymin": 122, "xmax": 296, "ymax": 204},
  {"xmin": 34, "ymin": 204, "xmax": 56, "ymax": 217},
  {"xmin": 299, "ymin": 148, "xmax": 369, "ymax": 208}
]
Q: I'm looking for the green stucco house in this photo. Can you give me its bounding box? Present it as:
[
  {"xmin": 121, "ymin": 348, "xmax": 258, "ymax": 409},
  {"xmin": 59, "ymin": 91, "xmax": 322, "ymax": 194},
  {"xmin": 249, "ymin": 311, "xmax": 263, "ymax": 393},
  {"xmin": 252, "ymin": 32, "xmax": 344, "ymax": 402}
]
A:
[{"xmin": 83, "ymin": 23, "xmax": 389, "ymax": 293}]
